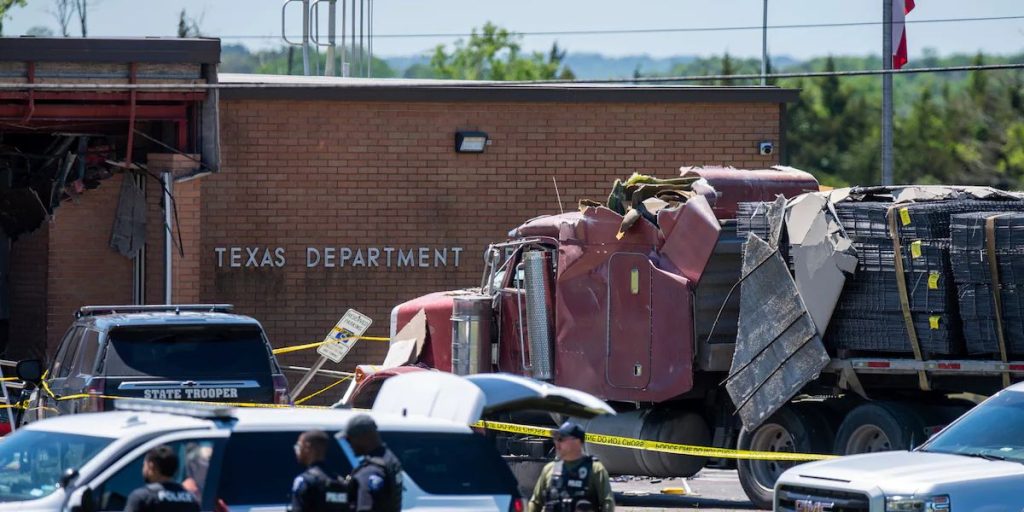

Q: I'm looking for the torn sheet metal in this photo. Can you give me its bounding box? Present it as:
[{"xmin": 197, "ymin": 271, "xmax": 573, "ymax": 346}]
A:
[
  {"xmin": 787, "ymin": 194, "xmax": 858, "ymax": 336},
  {"xmin": 727, "ymin": 234, "xmax": 831, "ymax": 431},
  {"xmin": 382, "ymin": 308, "xmax": 428, "ymax": 368},
  {"xmin": 109, "ymin": 173, "xmax": 147, "ymax": 259},
  {"xmin": 660, "ymin": 195, "xmax": 721, "ymax": 284}
]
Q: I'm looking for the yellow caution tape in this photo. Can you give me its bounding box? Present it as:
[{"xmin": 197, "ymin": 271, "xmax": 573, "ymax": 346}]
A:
[
  {"xmin": 295, "ymin": 377, "xmax": 351, "ymax": 405},
  {"xmin": 0, "ymin": 377, "xmax": 20, "ymax": 383},
  {"xmin": 272, "ymin": 336, "xmax": 391, "ymax": 355},
  {"xmin": 474, "ymin": 420, "xmax": 836, "ymax": 462}
]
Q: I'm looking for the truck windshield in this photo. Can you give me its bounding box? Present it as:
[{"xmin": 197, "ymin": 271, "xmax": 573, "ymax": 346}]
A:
[
  {"xmin": 920, "ymin": 390, "xmax": 1024, "ymax": 463},
  {"xmin": 0, "ymin": 430, "xmax": 112, "ymax": 502}
]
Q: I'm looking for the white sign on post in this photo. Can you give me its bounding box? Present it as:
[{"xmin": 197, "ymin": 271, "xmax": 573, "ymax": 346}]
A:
[{"xmin": 317, "ymin": 309, "xmax": 373, "ymax": 363}]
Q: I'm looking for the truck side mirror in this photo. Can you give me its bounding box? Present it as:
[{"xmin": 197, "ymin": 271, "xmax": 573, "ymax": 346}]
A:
[
  {"xmin": 15, "ymin": 359, "xmax": 43, "ymax": 385},
  {"xmin": 60, "ymin": 468, "xmax": 79, "ymax": 488}
]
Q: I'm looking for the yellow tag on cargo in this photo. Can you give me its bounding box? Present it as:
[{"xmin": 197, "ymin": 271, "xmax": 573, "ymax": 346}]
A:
[
  {"xmin": 911, "ymin": 240, "xmax": 922, "ymax": 259},
  {"xmin": 929, "ymin": 316, "xmax": 940, "ymax": 330},
  {"xmin": 899, "ymin": 207, "xmax": 911, "ymax": 226},
  {"xmin": 928, "ymin": 272, "xmax": 940, "ymax": 290}
]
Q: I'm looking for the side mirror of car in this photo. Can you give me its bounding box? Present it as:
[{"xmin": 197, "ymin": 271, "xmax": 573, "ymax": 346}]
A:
[
  {"xmin": 60, "ymin": 468, "xmax": 79, "ymax": 488},
  {"xmin": 15, "ymin": 359, "xmax": 43, "ymax": 385},
  {"xmin": 67, "ymin": 485, "xmax": 95, "ymax": 512}
]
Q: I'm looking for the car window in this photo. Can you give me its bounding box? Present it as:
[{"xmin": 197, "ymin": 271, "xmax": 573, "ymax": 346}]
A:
[
  {"xmin": 103, "ymin": 326, "xmax": 272, "ymax": 378},
  {"xmin": 0, "ymin": 429, "xmax": 112, "ymax": 502},
  {"xmin": 921, "ymin": 390, "xmax": 1024, "ymax": 462},
  {"xmin": 74, "ymin": 330, "xmax": 101, "ymax": 376},
  {"xmin": 94, "ymin": 440, "xmax": 217, "ymax": 511},
  {"xmin": 215, "ymin": 431, "xmax": 352, "ymax": 506},
  {"xmin": 381, "ymin": 431, "xmax": 519, "ymax": 496},
  {"xmin": 54, "ymin": 327, "xmax": 84, "ymax": 379}
]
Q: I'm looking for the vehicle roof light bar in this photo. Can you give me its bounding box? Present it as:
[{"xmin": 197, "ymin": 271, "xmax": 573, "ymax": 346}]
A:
[
  {"xmin": 113, "ymin": 399, "xmax": 236, "ymax": 419},
  {"xmin": 76, "ymin": 304, "xmax": 235, "ymax": 318}
]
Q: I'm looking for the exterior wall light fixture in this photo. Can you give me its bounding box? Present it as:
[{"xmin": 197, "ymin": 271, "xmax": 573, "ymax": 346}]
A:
[{"xmin": 455, "ymin": 131, "xmax": 489, "ymax": 153}]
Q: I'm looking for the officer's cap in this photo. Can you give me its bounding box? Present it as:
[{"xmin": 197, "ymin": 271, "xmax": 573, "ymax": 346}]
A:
[
  {"xmin": 342, "ymin": 413, "xmax": 379, "ymax": 438},
  {"xmin": 555, "ymin": 421, "xmax": 585, "ymax": 441}
]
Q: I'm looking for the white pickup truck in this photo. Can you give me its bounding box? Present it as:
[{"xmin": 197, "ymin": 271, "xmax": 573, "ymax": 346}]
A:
[{"xmin": 774, "ymin": 382, "xmax": 1024, "ymax": 512}]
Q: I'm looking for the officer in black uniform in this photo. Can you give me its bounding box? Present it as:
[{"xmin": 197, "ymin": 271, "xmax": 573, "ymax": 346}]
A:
[
  {"xmin": 291, "ymin": 429, "xmax": 353, "ymax": 512},
  {"xmin": 529, "ymin": 421, "xmax": 615, "ymax": 512},
  {"xmin": 124, "ymin": 445, "xmax": 201, "ymax": 512},
  {"xmin": 339, "ymin": 414, "xmax": 403, "ymax": 512}
]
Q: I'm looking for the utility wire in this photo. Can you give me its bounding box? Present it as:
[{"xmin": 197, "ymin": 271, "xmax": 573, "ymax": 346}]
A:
[{"xmin": 220, "ymin": 14, "xmax": 1024, "ymax": 40}]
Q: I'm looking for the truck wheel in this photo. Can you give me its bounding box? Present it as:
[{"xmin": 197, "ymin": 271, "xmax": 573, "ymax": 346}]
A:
[
  {"xmin": 737, "ymin": 406, "xmax": 833, "ymax": 510},
  {"xmin": 833, "ymin": 402, "xmax": 924, "ymax": 455}
]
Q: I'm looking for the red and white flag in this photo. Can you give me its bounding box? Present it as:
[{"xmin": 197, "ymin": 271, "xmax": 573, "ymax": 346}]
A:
[{"xmin": 891, "ymin": 0, "xmax": 916, "ymax": 69}]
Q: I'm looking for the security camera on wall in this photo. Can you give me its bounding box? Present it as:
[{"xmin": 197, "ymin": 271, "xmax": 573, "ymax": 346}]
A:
[{"xmin": 758, "ymin": 141, "xmax": 774, "ymax": 156}]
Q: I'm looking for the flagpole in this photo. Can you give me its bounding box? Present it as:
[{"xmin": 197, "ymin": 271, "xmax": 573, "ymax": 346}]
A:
[{"xmin": 882, "ymin": 0, "xmax": 894, "ymax": 186}]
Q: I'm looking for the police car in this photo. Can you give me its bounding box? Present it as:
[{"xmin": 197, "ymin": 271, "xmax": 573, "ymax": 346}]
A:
[
  {"xmin": 0, "ymin": 373, "xmax": 612, "ymax": 512},
  {"xmin": 16, "ymin": 304, "xmax": 290, "ymax": 422}
]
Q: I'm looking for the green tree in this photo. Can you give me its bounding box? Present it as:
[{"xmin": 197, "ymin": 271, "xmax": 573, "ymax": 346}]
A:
[
  {"xmin": 429, "ymin": 22, "xmax": 573, "ymax": 80},
  {"xmin": 720, "ymin": 52, "xmax": 734, "ymax": 85},
  {"xmin": 0, "ymin": 0, "xmax": 26, "ymax": 36}
]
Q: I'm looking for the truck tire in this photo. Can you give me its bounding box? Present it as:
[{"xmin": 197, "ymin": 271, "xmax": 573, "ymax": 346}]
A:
[
  {"xmin": 737, "ymin": 405, "xmax": 833, "ymax": 510},
  {"xmin": 833, "ymin": 402, "xmax": 925, "ymax": 455}
]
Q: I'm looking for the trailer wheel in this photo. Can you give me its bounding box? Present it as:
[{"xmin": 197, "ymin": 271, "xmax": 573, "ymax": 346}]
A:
[
  {"xmin": 737, "ymin": 406, "xmax": 833, "ymax": 510},
  {"xmin": 833, "ymin": 402, "xmax": 924, "ymax": 455}
]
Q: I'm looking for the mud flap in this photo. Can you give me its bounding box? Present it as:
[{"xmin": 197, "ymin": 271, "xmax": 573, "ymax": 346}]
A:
[{"xmin": 725, "ymin": 233, "xmax": 831, "ymax": 431}]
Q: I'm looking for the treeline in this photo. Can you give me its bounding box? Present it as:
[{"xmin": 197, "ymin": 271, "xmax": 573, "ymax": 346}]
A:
[{"xmin": 221, "ymin": 39, "xmax": 1024, "ymax": 189}]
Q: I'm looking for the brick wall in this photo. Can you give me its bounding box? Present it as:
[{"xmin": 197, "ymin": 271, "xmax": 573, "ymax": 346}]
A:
[
  {"xmin": 8, "ymin": 225, "xmax": 49, "ymax": 360},
  {"xmin": 46, "ymin": 174, "xmax": 135, "ymax": 355},
  {"xmin": 208, "ymin": 99, "xmax": 781, "ymax": 388}
]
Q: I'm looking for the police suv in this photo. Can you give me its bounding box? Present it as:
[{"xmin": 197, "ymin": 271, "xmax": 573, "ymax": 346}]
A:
[
  {"xmin": 0, "ymin": 373, "xmax": 612, "ymax": 512},
  {"xmin": 16, "ymin": 304, "xmax": 290, "ymax": 421}
]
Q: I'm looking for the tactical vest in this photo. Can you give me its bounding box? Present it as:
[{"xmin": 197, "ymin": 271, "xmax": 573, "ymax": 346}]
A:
[
  {"xmin": 544, "ymin": 456, "xmax": 597, "ymax": 512},
  {"xmin": 357, "ymin": 453, "xmax": 403, "ymax": 512},
  {"xmin": 306, "ymin": 467, "xmax": 355, "ymax": 512}
]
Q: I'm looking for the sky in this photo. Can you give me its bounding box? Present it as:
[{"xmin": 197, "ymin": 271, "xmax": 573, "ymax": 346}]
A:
[{"xmin": 4, "ymin": 0, "xmax": 1024, "ymax": 59}]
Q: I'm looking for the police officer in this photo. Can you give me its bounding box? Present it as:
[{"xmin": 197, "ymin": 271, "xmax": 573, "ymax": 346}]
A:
[
  {"xmin": 340, "ymin": 414, "xmax": 403, "ymax": 512},
  {"xmin": 124, "ymin": 445, "xmax": 201, "ymax": 512},
  {"xmin": 291, "ymin": 429, "xmax": 354, "ymax": 512},
  {"xmin": 529, "ymin": 421, "xmax": 615, "ymax": 512}
]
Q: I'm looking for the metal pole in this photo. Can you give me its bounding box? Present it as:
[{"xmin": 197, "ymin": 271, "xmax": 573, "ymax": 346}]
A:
[
  {"xmin": 162, "ymin": 171, "xmax": 173, "ymax": 304},
  {"xmin": 291, "ymin": 355, "xmax": 329, "ymax": 397},
  {"xmin": 761, "ymin": 0, "xmax": 768, "ymax": 86},
  {"xmin": 341, "ymin": 0, "xmax": 348, "ymax": 76},
  {"xmin": 366, "ymin": 0, "xmax": 370, "ymax": 76},
  {"xmin": 301, "ymin": 0, "xmax": 311, "ymax": 75},
  {"xmin": 325, "ymin": 0, "xmax": 336, "ymax": 76},
  {"xmin": 351, "ymin": 0, "xmax": 356, "ymax": 76},
  {"xmin": 882, "ymin": 0, "xmax": 894, "ymax": 185},
  {"xmin": 360, "ymin": 0, "xmax": 365, "ymax": 77}
]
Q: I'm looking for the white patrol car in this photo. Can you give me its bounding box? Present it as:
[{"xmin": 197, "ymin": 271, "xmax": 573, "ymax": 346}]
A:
[
  {"xmin": 774, "ymin": 382, "xmax": 1024, "ymax": 512},
  {"xmin": 0, "ymin": 372, "xmax": 613, "ymax": 512}
]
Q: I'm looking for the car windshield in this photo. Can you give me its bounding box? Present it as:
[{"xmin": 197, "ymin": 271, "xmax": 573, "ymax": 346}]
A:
[
  {"xmin": 105, "ymin": 326, "xmax": 273, "ymax": 377},
  {"xmin": 0, "ymin": 430, "xmax": 112, "ymax": 502},
  {"xmin": 919, "ymin": 390, "xmax": 1024, "ymax": 462}
]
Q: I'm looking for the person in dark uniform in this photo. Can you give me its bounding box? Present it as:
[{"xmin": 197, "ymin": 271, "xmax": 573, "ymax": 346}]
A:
[
  {"xmin": 291, "ymin": 430, "xmax": 350, "ymax": 512},
  {"xmin": 529, "ymin": 421, "xmax": 615, "ymax": 512},
  {"xmin": 124, "ymin": 445, "xmax": 201, "ymax": 512},
  {"xmin": 340, "ymin": 414, "xmax": 403, "ymax": 512}
]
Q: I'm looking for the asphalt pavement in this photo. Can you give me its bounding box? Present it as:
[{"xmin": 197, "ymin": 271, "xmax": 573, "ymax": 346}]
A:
[{"xmin": 614, "ymin": 469, "xmax": 758, "ymax": 511}]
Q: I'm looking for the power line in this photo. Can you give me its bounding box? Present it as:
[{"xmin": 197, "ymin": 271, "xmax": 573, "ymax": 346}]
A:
[
  {"xmin": 219, "ymin": 14, "xmax": 1024, "ymax": 41},
  {"xmin": 516, "ymin": 62, "xmax": 1024, "ymax": 85}
]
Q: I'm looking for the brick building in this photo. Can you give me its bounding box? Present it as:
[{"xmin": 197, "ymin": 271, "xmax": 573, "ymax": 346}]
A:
[{"xmin": 0, "ymin": 39, "xmax": 794, "ymax": 393}]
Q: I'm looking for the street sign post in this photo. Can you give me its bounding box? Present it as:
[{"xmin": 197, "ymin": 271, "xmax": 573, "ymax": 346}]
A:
[{"xmin": 290, "ymin": 309, "xmax": 372, "ymax": 397}]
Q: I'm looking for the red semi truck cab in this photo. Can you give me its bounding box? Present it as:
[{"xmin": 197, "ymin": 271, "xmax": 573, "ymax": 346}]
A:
[{"xmin": 388, "ymin": 167, "xmax": 819, "ymax": 402}]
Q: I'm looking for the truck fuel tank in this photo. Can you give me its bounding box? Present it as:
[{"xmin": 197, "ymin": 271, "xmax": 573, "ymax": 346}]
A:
[
  {"xmin": 578, "ymin": 408, "xmax": 710, "ymax": 478},
  {"xmin": 451, "ymin": 294, "xmax": 494, "ymax": 375}
]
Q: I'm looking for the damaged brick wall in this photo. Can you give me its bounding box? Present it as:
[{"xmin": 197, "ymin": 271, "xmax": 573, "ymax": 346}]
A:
[{"xmin": 209, "ymin": 99, "xmax": 781, "ymax": 390}]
